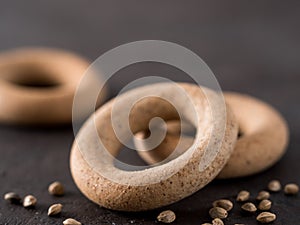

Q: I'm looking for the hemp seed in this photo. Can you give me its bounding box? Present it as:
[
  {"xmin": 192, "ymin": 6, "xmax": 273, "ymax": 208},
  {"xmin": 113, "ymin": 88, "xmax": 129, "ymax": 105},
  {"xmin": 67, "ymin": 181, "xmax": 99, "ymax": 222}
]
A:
[
  {"xmin": 48, "ymin": 181, "xmax": 64, "ymax": 196},
  {"xmin": 23, "ymin": 195, "xmax": 37, "ymax": 208},
  {"xmin": 212, "ymin": 218, "xmax": 224, "ymax": 225},
  {"xmin": 256, "ymin": 212, "xmax": 276, "ymax": 223},
  {"xmin": 212, "ymin": 199, "xmax": 233, "ymax": 211},
  {"xmin": 256, "ymin": 191, "xmax": 270, "ymax": 200},
  {"xmin": 209, "ymin": 207, "xmax": 228, "ymax": 219},
  {"xmin": 284, "ymin": 183, "xmax": 299, "ymax": 195},
  {"xmin": 236, "ymin": 190, "xmax": 250, "ymax": 202},
  {"xmin": 258, "ymin": 199, "xmax": 272, "ymax": 211},
  {"xmin": 63, "ymin": 218, "xmax": 82, "ymax": 225},
  {"xmin": 4, "ymin": 192, "xmax": 21, "ymax": 204},
  {"xmin": 48, "ymin": 203, "xmax": 63, "ymax": 216},
  {"xmin": 241, "ymin": 202, "xmax": 257, "ymax": 213},
  {"xmin": 268, "ymin": 180, "xmax": 281, "ymax": 192},
  {"xmin": 157, "ymin": 210, "xmax": 176, "ymax": 223}
]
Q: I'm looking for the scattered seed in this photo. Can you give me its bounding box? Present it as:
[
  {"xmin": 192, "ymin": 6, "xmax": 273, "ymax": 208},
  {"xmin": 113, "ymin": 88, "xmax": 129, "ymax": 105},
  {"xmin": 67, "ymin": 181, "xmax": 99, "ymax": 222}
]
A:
[
  {"xmin": 236, "ymin": 190, "xmax": 250, "ymax": 202},
  {"xmin": 212, "ymin": 199, "xmax": 233, "ymax": 211},
  {"xmin": 48, "ymin": 203, "xmax": 63, "ymax": 216},
  {"xmin": 48, "ymin": 181, "xmax": 64, "ymax": 196},
  {"xmin": 63, "ymin": 218, "xmax": 82, "ymax": 225},
  {"xmin": 256, "ymin": 212, "xmax": 276, "ymax": 223},
  {"xmin": 201, "ymin": 223, "xmax": 212, "ymax": 225},
  {"xmin": 209, "ymin": 207, "xmax": 228, "ymax": 219},
  {"xmin": 258, "ymin": 199, "xmax": 272, "ymax": 211},
  {"xmin": 157, "ymin": 210, "xmax": 176, "ymax": 223},
  {"xmin": 23, "ymin": 195, "xmax": 37, "ymax": 208},
  {"xmin": 284, "ymin": 183, "xmax": 299, "ymax": 195},
  {"xmin": 241, "ymin": 202, "xmax": 257, "ymax": 213},
  {"xmin": 268, "ymin": 180, "xmax": 281, "ymax": 192},
  {"xmin": 4, "ymin": 192, "xmax": 21, "ymax": 204},
  {"xmin": 256, "ymin": 191, "xmax": 270, "ymax": 200},
  {"xmin": 212, "ymin": 218, "xmax": 224, "ymax": 225}
]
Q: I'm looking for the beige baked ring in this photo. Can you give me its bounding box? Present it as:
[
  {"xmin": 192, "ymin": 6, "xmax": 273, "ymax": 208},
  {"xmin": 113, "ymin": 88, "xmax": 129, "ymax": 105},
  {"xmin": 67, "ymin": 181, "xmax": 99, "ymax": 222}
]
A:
[
  {"xmin": 136, "ymin": 92, "xmax": 289, "ymax": 179},
  {"xmin": 0, "ymin": 48, "xmax": 106, "ymax": 125},
  {"xmin": 70, "ymin": 83, "xmax": 238, "ymax": 211}
]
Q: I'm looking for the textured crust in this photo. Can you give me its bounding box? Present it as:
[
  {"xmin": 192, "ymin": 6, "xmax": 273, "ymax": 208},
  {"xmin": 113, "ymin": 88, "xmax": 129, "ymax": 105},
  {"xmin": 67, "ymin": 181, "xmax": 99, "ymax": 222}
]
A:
[
  {"xmin": 70, "ymin": 83, "xmax": 238, "ymax": 211},
  {"xmin": 219, "ymin": 92, "xmax": 289, "ymax": 178},
  {"xmin": 0, "ymin": 47, "xmax": 106, "ymax": 125},
  {"xmin": 136, "ymin": 92, "xmax": 289, "ymax": 179}
]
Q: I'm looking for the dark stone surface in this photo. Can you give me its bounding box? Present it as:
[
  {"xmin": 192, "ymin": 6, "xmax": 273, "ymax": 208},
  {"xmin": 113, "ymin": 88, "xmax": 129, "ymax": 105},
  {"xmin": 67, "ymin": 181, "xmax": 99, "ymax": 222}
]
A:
[{"xmin": 0, "ymin": 1, "xmax": 299, "ymax": 224}]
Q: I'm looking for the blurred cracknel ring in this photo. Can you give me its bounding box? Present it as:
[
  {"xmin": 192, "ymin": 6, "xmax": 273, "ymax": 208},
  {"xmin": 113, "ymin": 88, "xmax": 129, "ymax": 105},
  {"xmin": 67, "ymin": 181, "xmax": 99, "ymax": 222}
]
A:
[{"xmin": 0, "ymin": 47, "xmax": 107, "ymax": 125}]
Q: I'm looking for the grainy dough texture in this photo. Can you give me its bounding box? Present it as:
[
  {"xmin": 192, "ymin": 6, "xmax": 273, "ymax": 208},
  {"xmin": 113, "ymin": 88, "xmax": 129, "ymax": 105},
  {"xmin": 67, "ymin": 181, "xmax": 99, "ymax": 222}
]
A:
[
  {"xmin": 70, "ymin": 83, "xmax": 238, "ymax": 211},
  {"xmin": 135, "ymin": 92, "xmax": 289, "ymax": 179}
]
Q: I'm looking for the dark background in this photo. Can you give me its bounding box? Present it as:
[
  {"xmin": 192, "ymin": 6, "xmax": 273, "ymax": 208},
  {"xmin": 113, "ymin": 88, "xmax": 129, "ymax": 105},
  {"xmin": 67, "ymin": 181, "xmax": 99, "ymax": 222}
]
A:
[{"xmin": 0, "ymin": 1, "xmax": 299, "ymax": 224}]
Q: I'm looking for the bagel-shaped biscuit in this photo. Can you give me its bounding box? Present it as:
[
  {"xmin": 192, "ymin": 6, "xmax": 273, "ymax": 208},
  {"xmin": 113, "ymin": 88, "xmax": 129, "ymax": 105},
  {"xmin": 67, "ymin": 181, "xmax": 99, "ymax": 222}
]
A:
[
  {"xmin": 70, "ymin": 83, "xmax": 238, "ymax": 211},
  {"xmin": 135, "ymin": 92, "xmax": 289, "ymax": 179},
  {"xmin": 0, "ymin": 48, "xmax": 106, "ymax": 125}
]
